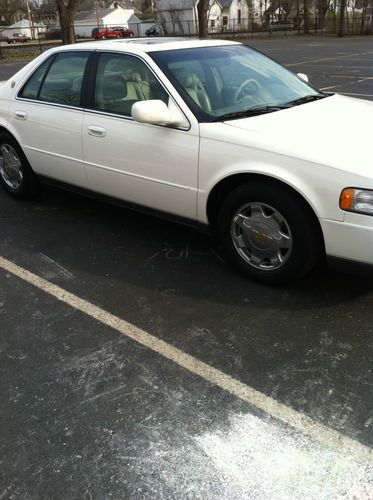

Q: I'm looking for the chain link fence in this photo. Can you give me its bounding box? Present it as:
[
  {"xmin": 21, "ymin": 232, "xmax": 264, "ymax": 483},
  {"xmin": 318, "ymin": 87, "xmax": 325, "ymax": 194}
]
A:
[{"xmin": 0, "ymin": 12, "xmax": 372, "ymax": 60}]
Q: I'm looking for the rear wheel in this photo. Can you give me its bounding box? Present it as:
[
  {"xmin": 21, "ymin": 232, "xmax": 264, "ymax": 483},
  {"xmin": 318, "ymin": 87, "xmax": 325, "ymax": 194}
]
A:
[
  {"xmin": 217, "ymin": 181, "xmax": 323, "ymax": 284},
  {"xmin": 0, "ymin": 132, "xmax": 39, "ymax": 199}
]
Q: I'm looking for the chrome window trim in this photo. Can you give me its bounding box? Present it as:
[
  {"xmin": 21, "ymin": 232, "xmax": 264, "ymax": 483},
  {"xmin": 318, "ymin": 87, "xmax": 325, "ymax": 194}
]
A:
[
  {"xmin": 16, "ymin": 49, "xmax": 93, "ymax": 102},
  {"xmin": 15, "ymin": 48, "xmax": 191, "ymax": 131}
]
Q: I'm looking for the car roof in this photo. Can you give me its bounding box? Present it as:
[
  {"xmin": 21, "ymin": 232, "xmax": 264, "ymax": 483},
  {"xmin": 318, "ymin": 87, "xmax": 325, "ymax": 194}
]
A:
[{"xmin": 51, "ymin": 38, "xmax": 240, "ymax": 55}]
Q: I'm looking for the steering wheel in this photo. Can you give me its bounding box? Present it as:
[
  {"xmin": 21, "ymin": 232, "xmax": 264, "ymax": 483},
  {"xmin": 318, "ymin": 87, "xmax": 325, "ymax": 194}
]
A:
[{"xmin": 233, "ymin": 78, "xmax": 260, "ymax": 102}]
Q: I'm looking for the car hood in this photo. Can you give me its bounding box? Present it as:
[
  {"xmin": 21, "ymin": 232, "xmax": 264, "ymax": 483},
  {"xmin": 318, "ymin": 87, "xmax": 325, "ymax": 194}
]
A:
[{"xmin": 219, "ymin": 94, "xmax": 373, "ymax": 178}]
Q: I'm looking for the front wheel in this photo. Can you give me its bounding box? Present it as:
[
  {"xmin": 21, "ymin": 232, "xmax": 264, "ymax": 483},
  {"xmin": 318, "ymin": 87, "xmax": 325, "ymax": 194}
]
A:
[
  {"xmin": 217, "ymin": 181, "xmax": 323, "ymax": 284},
  {"xmin": 0, "ymin": 132, "xmax": 39, "ymax": 199}
]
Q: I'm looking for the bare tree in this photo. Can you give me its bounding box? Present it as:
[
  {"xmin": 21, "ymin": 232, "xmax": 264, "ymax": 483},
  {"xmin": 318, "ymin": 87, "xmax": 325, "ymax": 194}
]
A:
[
  {"xmin": 32, "ymin": 0, "xmax": 57, "ymax": 23},
  {"xmin": 338, "ymin": 0, "xmax": 347, "ymax": 34},
  {"xmin": 0, "ymin": 0, "xmax": 26, "ymax": 25},
  {"xmin": 317, "ymin": 0, "xmax": 332, "ymax": 29},
  {"xmin": 168, "ymin": 5, "xmax": 185, "ymax": 33},
  {"xmin": 154, "ymin": 9, "xmax": 169, "ymax": 33},
  {"xmin": 303, "ymin": 0, "xmax": 309, "ymax": 32},
  {"xmin": 55, "ymin": 0, "xmax": 81, "ymax": 44},
  {"xmin": 197, "ymin": 0, "xmax": 208, "ymax": 37}
]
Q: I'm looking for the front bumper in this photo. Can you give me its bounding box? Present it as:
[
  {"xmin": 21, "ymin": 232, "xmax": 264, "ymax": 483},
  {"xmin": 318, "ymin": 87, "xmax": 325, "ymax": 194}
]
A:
[{"xmin": 321, "ymin": 217, "xmax": 373, "ymax": 265}]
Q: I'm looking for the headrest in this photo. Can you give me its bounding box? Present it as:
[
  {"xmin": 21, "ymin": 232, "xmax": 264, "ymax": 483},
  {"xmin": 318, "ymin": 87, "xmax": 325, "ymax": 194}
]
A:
[
  {"xmin": 43, "ymin": 79, "xmax": 71, "ymax": 91},
  {"xmin": 103, "ymin": 75, "xmax": 127, "ymax": 101},
  {"xmin": 175, "ymin": 71, "xmax": 201, "ymax": 90}
]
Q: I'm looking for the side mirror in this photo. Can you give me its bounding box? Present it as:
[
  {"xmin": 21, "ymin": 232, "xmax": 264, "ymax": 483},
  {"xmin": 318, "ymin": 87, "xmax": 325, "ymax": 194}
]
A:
[
  {"xmin": 131, "ymin": 100, "xmax": 188, "ymax": 128},
  {"xmin": 297, "ymin": 73, "xmax": 309, "ymax": 83}
]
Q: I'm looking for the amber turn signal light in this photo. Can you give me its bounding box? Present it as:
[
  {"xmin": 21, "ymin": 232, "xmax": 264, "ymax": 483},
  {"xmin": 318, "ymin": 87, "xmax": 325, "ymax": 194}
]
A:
[{"xmin": 339, "ymin": 188, "xmax": 355, "ymax": 210}]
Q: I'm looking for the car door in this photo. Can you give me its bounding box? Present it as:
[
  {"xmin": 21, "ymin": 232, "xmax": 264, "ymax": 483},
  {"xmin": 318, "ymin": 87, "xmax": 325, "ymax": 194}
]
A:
[
  {"xmin": 8, "ymin": 51, "xmax": 90, "ymax": 187},
  {"xmin": 82, "ymin": 51, "xmax": 199, "ymax": 221}
]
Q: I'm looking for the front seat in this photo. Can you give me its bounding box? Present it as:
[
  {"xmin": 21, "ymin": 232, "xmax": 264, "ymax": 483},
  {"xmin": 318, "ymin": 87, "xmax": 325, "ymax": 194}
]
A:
[
  {"xmin": 100, "ymin": 75, "xmax": 129, "ymax": 113},
  {"xmin": 179, "ymin": 72, "xmax": 212, "ymax": 112}
]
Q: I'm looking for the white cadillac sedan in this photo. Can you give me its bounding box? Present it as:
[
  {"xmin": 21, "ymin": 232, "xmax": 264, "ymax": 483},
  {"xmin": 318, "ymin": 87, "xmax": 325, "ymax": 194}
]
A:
[{"xmin": 0, "ymin": 39, "xmax": 372, "ymax": 284}]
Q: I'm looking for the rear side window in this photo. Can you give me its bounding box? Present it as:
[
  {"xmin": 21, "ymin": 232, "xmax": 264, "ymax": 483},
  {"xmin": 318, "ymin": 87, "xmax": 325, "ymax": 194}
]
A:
[
  {"xmin": 19, "ymin": 58, "xmax": 51, "ymax": 100},
  {"xmin": 19, "ymin": 52, "xmax": 89, "ymax": 107}
]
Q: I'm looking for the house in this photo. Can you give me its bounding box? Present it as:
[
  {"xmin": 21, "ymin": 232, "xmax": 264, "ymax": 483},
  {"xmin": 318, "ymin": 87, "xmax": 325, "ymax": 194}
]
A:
[
  {"xmin": 154, "ymin": 0, "xmax": 255, "ymax": 34},
  {"xmin": 74, "ymin": 6, "xmax": 135, "ymax": 38},
  {"xmin": 219, "ymin": 0, "xmax": 250, "ymax": 30},
  {"xmin": 154, "ymin": 0, "xmax": 221, "ymax": 35},
  {"xmin": 128, "ymin": 14, "xmax": 157, "ymax": 36},
  {"xmin": 0, "ymin": 19, "xmax": 46, "ymax": 40}
]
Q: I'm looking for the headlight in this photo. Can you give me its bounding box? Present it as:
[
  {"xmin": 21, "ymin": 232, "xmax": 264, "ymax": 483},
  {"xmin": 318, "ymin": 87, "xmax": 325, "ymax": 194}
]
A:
[{"xmin": 340, "ymin": 188, "xmax": 373, "ymax": 215}]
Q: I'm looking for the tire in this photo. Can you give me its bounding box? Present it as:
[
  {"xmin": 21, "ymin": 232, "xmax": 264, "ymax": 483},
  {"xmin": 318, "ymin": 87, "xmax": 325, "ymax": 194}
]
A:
[
  {"xmin": 217, "ymin": 181, "xmax": 323, "ymax": 285},
  {"xmin": 0, "ymin": 132, "xmax": 39, "ymax": 199}
]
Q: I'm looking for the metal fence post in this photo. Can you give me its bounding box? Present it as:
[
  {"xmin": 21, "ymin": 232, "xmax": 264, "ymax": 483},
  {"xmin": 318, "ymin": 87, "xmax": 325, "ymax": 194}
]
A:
[{"xmin": 38, "ymin": 27, "xmax": 42, "ymax": 54}]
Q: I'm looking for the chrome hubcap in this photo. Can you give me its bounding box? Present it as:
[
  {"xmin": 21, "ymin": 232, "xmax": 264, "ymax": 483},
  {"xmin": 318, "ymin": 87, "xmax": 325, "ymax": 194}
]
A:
[
  {"xmin": 0, "ymin": 144, "xmax": 23, "ymax": 190},
  {"xmin": 231, "ymin": 202, "xmax": 292, "ymax": 271}
]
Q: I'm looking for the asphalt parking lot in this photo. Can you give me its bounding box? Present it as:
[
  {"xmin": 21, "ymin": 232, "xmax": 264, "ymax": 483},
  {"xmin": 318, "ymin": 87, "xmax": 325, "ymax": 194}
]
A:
[{"xmin": 1, "ymin": 36, "xmax": 373, "ymax": 498}]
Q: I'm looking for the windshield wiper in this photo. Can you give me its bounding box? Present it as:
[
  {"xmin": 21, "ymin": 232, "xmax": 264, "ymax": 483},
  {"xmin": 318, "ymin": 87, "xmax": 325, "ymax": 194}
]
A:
[
  {"xmin": 285, "ymin": 93, "xmax": 328, "ymax": 107},
  {"xmin": 215, "ymin": 105, "xmax": 288, "ymax": 122}
]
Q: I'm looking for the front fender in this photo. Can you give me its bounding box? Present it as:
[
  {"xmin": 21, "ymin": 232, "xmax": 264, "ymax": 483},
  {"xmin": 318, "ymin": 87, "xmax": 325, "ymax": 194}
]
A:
[{"xmin": 198, "ymin": 137, "xmax": 348, "ymax": 225}]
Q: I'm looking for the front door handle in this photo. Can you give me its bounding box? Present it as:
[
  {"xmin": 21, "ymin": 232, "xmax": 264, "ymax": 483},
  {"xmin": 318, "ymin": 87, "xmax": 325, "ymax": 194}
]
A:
[
  {"xmin": 15, "ymin": 110, "xmax": 27, "ymax": 120},
  {"xmin": 87, "ymin": 125, "xmax": 106, "ymax": 137}
]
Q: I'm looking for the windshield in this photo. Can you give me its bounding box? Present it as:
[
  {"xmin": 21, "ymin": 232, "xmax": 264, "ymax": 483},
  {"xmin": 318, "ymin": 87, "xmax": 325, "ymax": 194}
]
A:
[{"xmin": 150, "ymin": 45, "xmax": 325, "ymax": 122}]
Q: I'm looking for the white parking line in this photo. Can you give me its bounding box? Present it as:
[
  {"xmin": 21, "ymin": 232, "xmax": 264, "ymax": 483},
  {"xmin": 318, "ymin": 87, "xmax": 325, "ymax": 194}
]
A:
[
  {"xmin": 320, "ymin": 76, "xmax": 373, "ymax": 91},
  {"xmin": 0, "ymin": 255, "xmax": 372, "ymax": 463},
  {"xmin": 339, "ymin": 92, "xmax": 373, "ymax": 98},
  {"xmin": 285, "ymin": 50, "xmax": 373, "ymax": 67}
]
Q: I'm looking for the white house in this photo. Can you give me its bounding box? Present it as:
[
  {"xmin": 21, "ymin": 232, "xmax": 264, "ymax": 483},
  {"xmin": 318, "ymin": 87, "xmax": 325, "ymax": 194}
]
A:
[
  {"xmin": 74, "ymin": 7, "xmax": 135, "ymax": 38},
  {"xmin": 128, "ymin": 14, "xmax": 157, "ymax": 36},
  {"xmin": 155, "ymin": 0, "xmax": 255, "ymax": 34},
  {"xmin": 1, "ymin": 19, "xmax": 46, "ymax": 39},
  {"xmin": 155, "ymin": 0, "xmax": 221, "ymax": 34},
  {"xmin": 218, "ymin": 0, "xmax": 250, "ymax": 30}
]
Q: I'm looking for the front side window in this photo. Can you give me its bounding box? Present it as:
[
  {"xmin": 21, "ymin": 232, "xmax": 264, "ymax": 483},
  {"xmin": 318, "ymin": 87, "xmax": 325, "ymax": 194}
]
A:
[
  {"xmin": 93, "ymin": 52, "xmax": 168, "ymax": 117},
  {"xmin": 151, "ymin": 45, "xmax": 325, "ymax": 122},
  {"xmin": 20, "ymin": 52, "xmax": 89, "ymax": 107}
]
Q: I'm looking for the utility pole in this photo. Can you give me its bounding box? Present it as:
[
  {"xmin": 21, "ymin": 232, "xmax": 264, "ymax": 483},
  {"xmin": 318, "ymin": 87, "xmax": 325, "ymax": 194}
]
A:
[
  {"xmin": 26, "ymin": 0, "xmax": 34, "ymax": 39},
  {"xmin": 96, "ymin": 0, "xmax": 100, "ymax": 28}
]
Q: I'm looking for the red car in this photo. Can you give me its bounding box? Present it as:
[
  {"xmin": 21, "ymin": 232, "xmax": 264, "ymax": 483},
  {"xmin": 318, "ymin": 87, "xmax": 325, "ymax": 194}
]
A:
[
  {"xmin": 91, "ymin": 27, "xmax": 134, "ymax": 39},
  {"xmin": 6, "ymin": 33, "xmax": 31, "ymax": 44}
]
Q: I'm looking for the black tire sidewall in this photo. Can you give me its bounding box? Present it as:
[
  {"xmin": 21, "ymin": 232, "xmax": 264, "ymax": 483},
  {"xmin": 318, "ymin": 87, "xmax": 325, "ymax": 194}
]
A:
[
  {"xmin": 218, "ymin": 181, "xmax": 321, "ymax": 284},
  {"xmin": 0, "ymin": 132, "xmax": 38, "ymax": 198}
]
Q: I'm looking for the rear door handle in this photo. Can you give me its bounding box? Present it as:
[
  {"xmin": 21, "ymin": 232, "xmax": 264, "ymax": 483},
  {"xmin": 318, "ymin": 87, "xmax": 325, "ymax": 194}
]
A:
[
  {"xmin": 15, "ymin": 110, "xmax": 27, "ymax": 120},
  {"xmin": 88, "ymin": 125, "xmax": 106, "ymax": 137}
]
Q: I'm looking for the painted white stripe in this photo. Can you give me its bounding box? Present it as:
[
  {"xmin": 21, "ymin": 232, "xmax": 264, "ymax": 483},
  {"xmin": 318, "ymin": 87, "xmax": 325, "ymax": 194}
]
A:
[
  {"xmin": 339, "ymin": 92, "xmax": 373, "ymax": 98},
  {"xmin": 285, "ymin": 50, "xmax": 373, "ymax": 67},
  {"xmin": 0, "ymin": 254, "xmax": 371, "ymax": 463}
]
